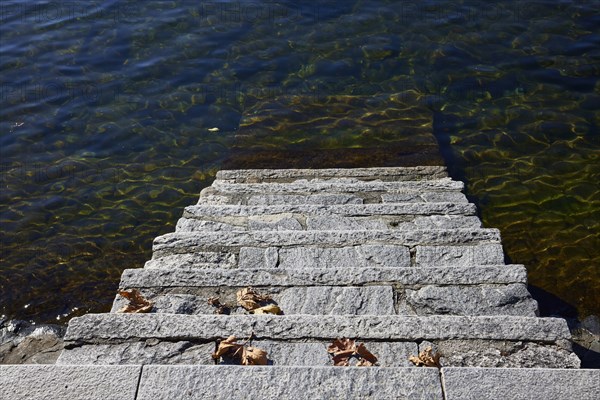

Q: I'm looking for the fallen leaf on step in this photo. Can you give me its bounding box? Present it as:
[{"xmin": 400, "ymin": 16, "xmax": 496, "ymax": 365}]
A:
[
  {"xmin": 117, "ymin": 289, "xmax": 153, "ymax": 313},
  {"xmin": 212, "ymin": 336, "xmax": 244, "ymax": 360},
  {"xmin": 355, "ymin": 343, "xmax": 378, "ymax": 366},
  {"xmin": 212, "ymin": 335, "xmax": 268, "ymax": 366},
  {"xmin": 242, "ymin": 346, "xmax": 268, "ymax": 365},
  {"xmin": 236, "ymin": 287, "xmax": 272, "ymax": 311},
  {"xmin": 250, "ymin": 304, "xmax": 282, "ymax": 315},
  {"xmin": 327, "ymin": 338, "xmax": 378, "ymax": 366},
  {"xmin": 409, "ymin": 346, "xmax": 441, "ymax": 367}
]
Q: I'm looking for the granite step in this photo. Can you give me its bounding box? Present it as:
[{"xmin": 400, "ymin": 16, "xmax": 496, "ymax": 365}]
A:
[
  {"xmin": 176, "ymin": 214, "xmax": 481, "ymax": 232},
  {"xmin": 57, "ymin": 314, "xmax": 579, "ymax": 368},
  {"xmin": 151, "ymin": 229, "xmax": 502, "ymax": 259},
  {"xmin": 4, "ymin": 365, "xmax": 596, "ymax": 400},
  {"xmin": 148, "ymin": 242, "xmax": 505, "ymax": 269},
  {"xmin": 177, "ymin": 203, "xmax": 478, "ymax": 232},
  {"xmin": 216, "ymin": 166, "xmax": 448, "ymax": 183},
  {"xmin": 113, "ymin": 265, "xmax": 537, "ymax": 317},
  {"xmin": 199, "ymin": 191, "xmax": 469, "ymax": 205}
]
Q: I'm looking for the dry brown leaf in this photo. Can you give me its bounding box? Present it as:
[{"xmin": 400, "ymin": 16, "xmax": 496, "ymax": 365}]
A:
[
  {"xmin": 236, "ymin": 287, "xmax": 272, "ymax": 311},
  {"xmin": 117, "ymin": 289, "xmax": 153, "ymax": 313},
  {"xmin": 409, "ymin": 347, "xmax": 441, "ymax": 368},
  {"xmin": 250, "ymin": 304, "xmax": 282, "ymax": 315},
  {"xmin": 327, "ymin": 338, "xmax": 378, "ymax": 367},
  {"xmin": 355, "ymin": 343, "xmax": 378, "ymax": 366},
  {"xmin": 212, "ymin": 335, "xmax": 268, "ymax": 366},
  {"xmin": 242, "ymin": 346, "xmax": 268, "ymax": 365},
  {"xmin": 212, "ymin": 336, "xmax": 244, "ymax": 360}
]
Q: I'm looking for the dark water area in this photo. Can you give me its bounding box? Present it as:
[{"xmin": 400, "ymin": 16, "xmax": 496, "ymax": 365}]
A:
[{"xmin": 0, "ymin": 1, "xmax": 598, "ymax": 324}]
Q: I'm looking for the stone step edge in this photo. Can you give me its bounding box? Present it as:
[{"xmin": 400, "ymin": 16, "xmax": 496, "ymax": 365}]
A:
[
  {"xmin": 119, "ymin": 265, "xmax": 528, "ymax": 289},
  {"xmin": 216, "ymin": 166, "xmax": 448, "ymax": 182},
  {"xmin": 183, "ymin": 203, "xmax": 477, "ymax": 217},
  {"xmin": 152, "ymin": 229, "xmax": 502, "ymax": 254},
  {"xmin": 209, "ymin": 178, "xmax": 464, "ymax": 194},
  {"xmin": 4, "ymin": 365, "xmax": 596, "ymax": 400},
  {"xmin": 64, "ymin": 314, "xmax": 570, "ymax": 343}
]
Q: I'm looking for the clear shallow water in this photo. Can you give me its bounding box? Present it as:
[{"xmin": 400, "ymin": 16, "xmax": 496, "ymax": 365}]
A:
[{"xmin": 0, "ymin": 0, "xmax": 598, "ymax": 323}]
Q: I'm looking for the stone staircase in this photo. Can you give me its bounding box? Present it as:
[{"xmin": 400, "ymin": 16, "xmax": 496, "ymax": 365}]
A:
[{"xmin": 36, "ymin": 166, "xmax": 597, "ymax": 398}]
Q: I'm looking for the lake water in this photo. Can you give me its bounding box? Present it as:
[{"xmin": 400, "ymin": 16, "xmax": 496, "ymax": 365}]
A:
[{"xmin": 1, "ymin": 0, "xmax": 598, "ymax": 324}]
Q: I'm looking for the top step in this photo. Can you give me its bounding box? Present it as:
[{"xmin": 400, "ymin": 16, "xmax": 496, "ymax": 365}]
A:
[{"xmin": 215, "ymin": 166, "xmax": 448, "ymax": 183}]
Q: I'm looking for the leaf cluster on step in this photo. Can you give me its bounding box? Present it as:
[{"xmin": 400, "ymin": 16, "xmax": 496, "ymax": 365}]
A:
[
  {"xmin": 327, "ymin": 338, "xmax": 378, "ymax": 366},
  {"xmin": 208, "ymin": 287, "xmax": 282, "ymax": 315},
  {"xmin": 212, "ymin": 335, "xmax": 268, "ymax": 366},
  {"xmin": 116, "ymin": 289, "xmax": 153, "ymax": 313},
  {"xmin": 409, "ymin": 346, "xmax": 441, "ymax": 367}
]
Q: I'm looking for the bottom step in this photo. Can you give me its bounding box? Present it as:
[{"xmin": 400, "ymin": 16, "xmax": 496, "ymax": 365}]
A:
[{"xmin": 2, "ymin": 365, "xmax": 597, "ymax": 400}]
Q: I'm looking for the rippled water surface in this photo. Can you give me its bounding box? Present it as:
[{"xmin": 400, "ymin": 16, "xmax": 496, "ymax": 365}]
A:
[{"xmin": 1, "ymin": 0, "xmax": 598, "ymax": 323}]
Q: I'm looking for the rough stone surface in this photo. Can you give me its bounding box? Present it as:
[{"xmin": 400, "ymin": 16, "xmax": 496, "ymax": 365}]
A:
[
  {"xmin": 57, "ymin": 341, "xmax": 214, "ymax": 365},
  {"xmin": 64, "ymin": 314, "xmax": 571, "ymax": 343},
  {"xmin": 382, "ymin": 191, "xmax": 469, "ymax": 203},
  {"xmin": 273, "ymin": 245, "xmax": 411, "ymax": 269},
  {"xmin": 0, "ymin": 365, "xmax": 141, "ymax": 399},
  {"xmin": 416, "ymin": 244, "xmax": 505, "ymax": 266},
  {"xmin": 119, "ymin": 265, "xmax": 528, "ymax": 289},
  {"xmin": 247, "ymin": 194, "xmax": 363, "ymax": 205},
  {"xmin": 216, "ymin": 166, "xmax": 448, "ymax": 182},
  {"xmin": 442, "ymin": 368, "xmax": 599, "ymax": 400},
  {"xmin": 152, "ymin": 229, "xmax": 502, "ymax": 257},
  {"xmin": 422, "ymin": 339, "xmax": 581, "ymax": 369},
  {"xmin": 211, "ymin": 177, "xmax": 463, "ymax": 194},
  {"xmin": 183, "ymin": 203, "xmax": 478, "ymax": 218},
  {"xmin": 277, "ymin": 286, "xmax": 395, "ymax": 315},
  {"xmin": 405, "ymin": 283, "xmax": 538, "ymax": 316},
  {"xmin": 137, "ymin": 366, "xmax": 443, "ymax": 400},
  {"xmin": 0, "ymin": 320, "xmax": 65, "ymax": 365},
  {"xmin": 145, "ymin": 252, "xmax": 236, "ymax": 269}
]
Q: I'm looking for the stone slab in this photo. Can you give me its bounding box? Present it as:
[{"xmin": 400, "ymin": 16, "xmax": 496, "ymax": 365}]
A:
[
  {"xmin": 382, "ymin": 191, "xmax": 469, "ymax": 203},
  {"xmin": 216, "ymin": 166, "xmax": 448, "ymax": 182},
  {"xmin": 57, "ymin": 341, "xmax": 214, "ymax": 365},
  {"xmin": 152, "ymin": 229, "xmax": 502, "ymax": 256},
  {"xmin": 425, "ymin": 340, "xmax": 581, "ymax": 369},
  {"xmin": 442, "ymin": 368, "xmax": 599, "ymax": 400},
  {"xmin": 119, "ymin": 266, "xmax": 528, "ymax": 288},
  {"xmin": 64, "ymin": 314, "xmax": 571, "ymax": 343},
  {"xmin": 0, "ymin": 365, "xmax": 140, "ymax": 400},
  {"xmin": 144, "ymin": 252, "xmax": 236, "ymax": 269},
  {"xmin": 211, "ymin": 178, "xmax": 463, "ymax": 194},
  {"xmin": 416, "ymin": 244, "xmax": 505, "ymax": 266},
  {"xmin": 405, "ymin": 283, "xmax": 538, "ymax": 317},
  {"xmin": 238, "ymin": 245, "xmax": 411, "ymax": 269},
  {"xmin": 246, "ymin": 193, "xmax": 364, "ymax": 205},
  {"xmin": 184, "ymin": 203, "xmax": 478, "ymax": 218},
  {"xmin": 136, "ymin": 365, "xmax": 443, "ymax": 400}
]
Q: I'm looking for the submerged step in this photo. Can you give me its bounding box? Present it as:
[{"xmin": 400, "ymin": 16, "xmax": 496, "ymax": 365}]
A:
[{"xmin": 216, "ymin": 166, "xmax": 448, "ymax": 183}]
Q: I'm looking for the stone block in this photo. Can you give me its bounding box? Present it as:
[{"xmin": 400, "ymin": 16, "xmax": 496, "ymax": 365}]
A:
[
  {"xmin": 64, "ymin": 314, "xmax": 571, "ymax": 343},
  {"xmin": 216, "ymin": 166, "xmax": 448, "ymax": 182},
  {"xmin": 442, "ymin": 368, "xmax": 598, "ymax": 400},
  {"xmin": 306, "ymin": 215, "xmax": 386, "ymax": 230},
  {"xmin": 416, "ymin": 244, "xmax": 505, "ymax": 266},
  {"xmin": 277, "ymin": 286, "xmax": 394, "ymax": 315},
  {"xmin": 0, "ymin": 365, "xmax": 140, "ymax": 399},
  {"xmin": 145, "ymin": 252, "xmax": 236, "ymax": 269},
  {"xmin": 136, "ymin": 366, "xmax": 443, "ymax": 400},
  {"xmin": 57, "ymin": 341, "xmax": 214, "ymax": 365},
  {"xmin": 118, "ymin": 265, "xmax": 528, "ymax": 290},
  {"xmin": 405, "ymin": 283, "xmax": 538, "ymax": 316},
  {"xmin": 248, "ymin": 194, "xmax": 363, "ymax": 205}
]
